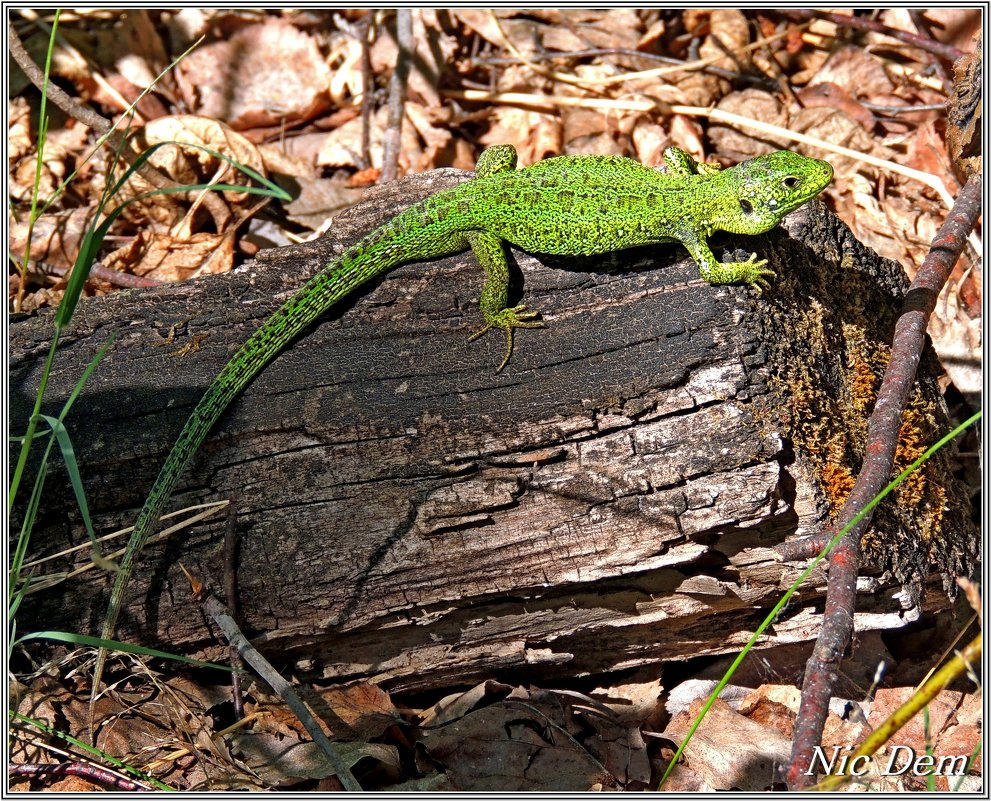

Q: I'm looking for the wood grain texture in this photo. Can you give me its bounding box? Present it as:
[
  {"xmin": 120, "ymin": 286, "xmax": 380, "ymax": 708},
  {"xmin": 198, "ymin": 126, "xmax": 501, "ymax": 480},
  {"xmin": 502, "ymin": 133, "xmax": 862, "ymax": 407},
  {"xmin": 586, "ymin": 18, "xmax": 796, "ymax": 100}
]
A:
[{"xmin": 10, "ymin": 167, "xmax": 974, "ymax": 692}]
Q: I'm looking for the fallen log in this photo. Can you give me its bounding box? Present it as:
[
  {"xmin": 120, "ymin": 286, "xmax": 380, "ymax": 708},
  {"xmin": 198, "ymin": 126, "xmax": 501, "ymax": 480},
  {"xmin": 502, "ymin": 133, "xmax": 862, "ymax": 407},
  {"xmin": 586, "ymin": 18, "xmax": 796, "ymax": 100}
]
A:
[{"xmin": 10, "ymin": 166, "xmax": 975, "ymax": 692}]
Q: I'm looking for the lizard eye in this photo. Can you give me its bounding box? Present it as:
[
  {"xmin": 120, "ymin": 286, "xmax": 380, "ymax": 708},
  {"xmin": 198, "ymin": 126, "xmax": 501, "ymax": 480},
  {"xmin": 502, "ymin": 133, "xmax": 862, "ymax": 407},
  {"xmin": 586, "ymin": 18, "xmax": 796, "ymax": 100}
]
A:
[
  {"xmin": 782, "ymin": 176, "xmax": 799, "ymax": 188},
  {"xmin": 739, "ymin": 199, "xmax": 754, "ymax": 214}
]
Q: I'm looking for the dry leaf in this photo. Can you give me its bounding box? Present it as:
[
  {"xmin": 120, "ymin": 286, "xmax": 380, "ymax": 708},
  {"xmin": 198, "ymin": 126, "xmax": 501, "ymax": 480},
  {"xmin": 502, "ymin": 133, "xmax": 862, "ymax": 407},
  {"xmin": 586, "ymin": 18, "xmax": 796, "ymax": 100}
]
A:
[
  {"xmin": 664, "ymin": 698, "xmax": 791, "ymax": 790},
  {"xmin": 317, "ymin": 681, "xmax": 401, "ymax": 741},
  {"xmin": 325, "ymin": 25, "xmax": 364, "ymax": 106},
  {"xmin": 479, "ymin": 106, "xmax": 561, "ymax": 165},
  {"xmin": 175, "ymin": 17, "xmax": 332, "ymax": 130},
  {"xmin": 101, "ymin": 229, "xmax": 234, "ymax": 281},
  {"xmin": 8, "ymin": 98, "xmax": 33, "ymax": 163},
  {"xmin": 589, "ymin": 671, "xmax": 664, "ymax": 728},
  {"xmin": 283, "ymin": 178, "xmax": 365, "ymax": 231},
  {"xmin": 138, "ymin": 115, "xmax": 266, "ymax": 206},
  {"xmin": 317, "ymin": 106, "xmax": 420, "ymax": 172},
  {"xmin": 9, "ymin": 207, "xmax": 101, "ymax": 270},
  {"xmin": 418, "ymin": 679, "xmax": 514, "ymax": 728},
  {"xmin": 416, "ymin": 692, "xmax": 614, "ymax": 790},
  {"xmin": 231, "ymin": 730, "xmax": 399, "ymax": 786},
  {"xmin": 869, "ymin": 688, "xmax": 982, "ymax": 763},
  {"xmin": 404, "ymin": 101, "xmax": 454, "ymax": 168},
  {"xmin": 630, "ymin": 119, "xmax": 669, "ymax": 166}
]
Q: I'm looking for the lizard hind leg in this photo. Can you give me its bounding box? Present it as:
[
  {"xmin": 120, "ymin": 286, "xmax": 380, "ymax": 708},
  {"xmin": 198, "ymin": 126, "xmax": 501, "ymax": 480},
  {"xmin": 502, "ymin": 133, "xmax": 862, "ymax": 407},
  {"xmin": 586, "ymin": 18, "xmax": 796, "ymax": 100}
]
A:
[
  {"xmin": 662, "ymin": 146, "xmax": 722, "ymax": 176},
  {"xmin": 475, "ymin": 144, "xmax": 518, "ymax": 177},
  {"xmin": 464, "ymin": 230, "xmax": 545, "ymax": 372}
]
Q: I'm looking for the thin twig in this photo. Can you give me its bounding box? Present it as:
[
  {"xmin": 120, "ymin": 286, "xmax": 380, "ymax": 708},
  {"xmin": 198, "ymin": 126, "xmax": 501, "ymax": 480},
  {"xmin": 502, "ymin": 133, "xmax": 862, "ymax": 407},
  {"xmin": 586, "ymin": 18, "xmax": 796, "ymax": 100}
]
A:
[
  {"xmin": 222, "ymin": 503, "xmax": 245, "ymax": 721},
  {"xmin": 785, "ymin": 173, "xmax": 982, "ymax": 788},
  {"xmin": 485, "ymin": 11, "xmax": 606, "ymax": 94},
  {"xmin": 468, "ymin": 47, "xmax": 779, "ymax": 89},
  {"xmin": 907, "ymin": 10, "xmax": 951, "ymax": 91},
  {"xmin": 358, "ymin": 11, "xmax": 374, "ymax": 171},
  {"xmin": 780, "ymin": 9, "xmax": 966, "ymax": 62},
  {"xmin": 8, "ymin": 761, "xmax": 146, "ymax": 791},
  {"xmin": 183, "ymin": 568, "xmax": 362, "ymax": 791},
  {"xmin": 24, "ymin": 258, "xmax": 166, "ymax": 289},
  {"xmin": 380, "ymin": 9, "xmax": 411, "ymax": 183}
]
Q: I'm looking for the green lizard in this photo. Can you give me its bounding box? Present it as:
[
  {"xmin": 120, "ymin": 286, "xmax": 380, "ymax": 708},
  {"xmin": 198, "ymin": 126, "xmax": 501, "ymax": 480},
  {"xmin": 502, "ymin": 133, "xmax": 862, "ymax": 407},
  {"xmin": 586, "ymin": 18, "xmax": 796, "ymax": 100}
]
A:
[{"xmin": 92, "ymin": 144, "xmax": 832, "ymax": 696}]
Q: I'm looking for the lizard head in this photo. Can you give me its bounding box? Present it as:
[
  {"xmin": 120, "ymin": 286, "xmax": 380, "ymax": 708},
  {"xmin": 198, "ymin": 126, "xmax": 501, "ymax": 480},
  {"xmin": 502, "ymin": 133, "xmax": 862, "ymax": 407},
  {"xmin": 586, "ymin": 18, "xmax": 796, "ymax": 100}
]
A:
[{"xmin": 714, "ymin": 150, "xmax": 833, "ymax": 235}]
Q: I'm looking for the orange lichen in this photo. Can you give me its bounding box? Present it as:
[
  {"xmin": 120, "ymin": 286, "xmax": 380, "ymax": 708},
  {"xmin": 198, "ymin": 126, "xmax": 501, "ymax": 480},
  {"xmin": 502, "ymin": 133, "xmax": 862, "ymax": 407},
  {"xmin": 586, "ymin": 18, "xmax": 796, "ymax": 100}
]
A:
[{"xmin": 846, "ymin": 350, "xmax": 883, "ymax": 415}]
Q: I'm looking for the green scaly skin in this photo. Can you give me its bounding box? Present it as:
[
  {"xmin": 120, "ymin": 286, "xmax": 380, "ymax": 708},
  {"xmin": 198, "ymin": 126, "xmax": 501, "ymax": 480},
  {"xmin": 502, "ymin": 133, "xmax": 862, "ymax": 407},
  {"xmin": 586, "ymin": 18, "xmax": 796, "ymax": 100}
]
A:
[{"xmin": 92, "ymin": 145, "xmax": 832, "ymax": 696}]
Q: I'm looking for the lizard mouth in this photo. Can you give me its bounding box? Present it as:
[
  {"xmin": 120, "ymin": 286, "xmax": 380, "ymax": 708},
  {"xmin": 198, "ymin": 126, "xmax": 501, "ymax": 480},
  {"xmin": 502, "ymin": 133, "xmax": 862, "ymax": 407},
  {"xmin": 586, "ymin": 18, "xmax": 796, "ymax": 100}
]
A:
[{"xmin": 802, "ymin": 161, "xmax": 834, "ymax": 200}]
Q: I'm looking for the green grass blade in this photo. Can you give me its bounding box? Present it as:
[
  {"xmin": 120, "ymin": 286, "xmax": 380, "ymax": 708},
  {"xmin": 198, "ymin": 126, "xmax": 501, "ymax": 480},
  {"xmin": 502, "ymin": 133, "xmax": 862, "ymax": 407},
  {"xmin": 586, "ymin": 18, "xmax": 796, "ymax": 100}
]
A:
[
  {"xmin": 8, "ymin": 337, "xmax": 59, "ymax": 513},
  {"xmin": 15, "ymin": 631, "xmax": 233, "ymax": 672},
  {"xmin": 10, "ymin": 338, "xmax": 116, "ymax": 585},
  {"xmin": 951, "ymin": 741, "xmax": 982, "ymax": 791},
  {"xmin": 8, "ymin": 7, "xmax": 69, "ymax": 506},
  {"xmin": 9, "ymin": 444, "xmax": 53, "ymax": 608},
  {"xmin": 15, "ymin": 10, "xmax": 60, "ymax": 298},
  {"xmin": 53, "ymin": 142, "xmax": 132, "ymax": 332},
  {"xmin": 7, "ymin": 581, "xmax": 30, "ymax": 634},
  {"xmin": 38, "ymin": 415, "xmax": 106, "ymax": 564}
]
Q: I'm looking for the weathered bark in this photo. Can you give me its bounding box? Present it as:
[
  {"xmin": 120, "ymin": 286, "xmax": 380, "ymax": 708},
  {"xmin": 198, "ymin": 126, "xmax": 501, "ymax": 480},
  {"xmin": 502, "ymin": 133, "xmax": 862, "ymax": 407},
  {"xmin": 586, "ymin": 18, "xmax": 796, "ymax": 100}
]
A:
[{"xmin": 10, "ymin": 167, "xmax": 975, "ymax": 693}]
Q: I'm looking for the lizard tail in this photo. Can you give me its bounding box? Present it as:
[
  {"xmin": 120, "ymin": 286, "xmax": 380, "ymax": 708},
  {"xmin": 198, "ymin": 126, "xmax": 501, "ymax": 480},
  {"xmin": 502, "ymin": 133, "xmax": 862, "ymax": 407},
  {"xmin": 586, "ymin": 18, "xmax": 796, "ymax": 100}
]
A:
[{"xmin": 92, "ymin": 204, "xmax": 459, "ymax": 701}]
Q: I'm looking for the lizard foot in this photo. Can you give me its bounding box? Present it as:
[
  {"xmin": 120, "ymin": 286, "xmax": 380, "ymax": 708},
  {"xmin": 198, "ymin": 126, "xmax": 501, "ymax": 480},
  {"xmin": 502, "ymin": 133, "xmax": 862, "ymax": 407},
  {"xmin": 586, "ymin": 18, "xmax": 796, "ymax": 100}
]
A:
[
  {"xmin": 717, "ymin": 254, "xmax": 776, "ymax": 294},
  {"xmin": 469, "ymin": 305, "xmax": 546, "ymax": 373}
]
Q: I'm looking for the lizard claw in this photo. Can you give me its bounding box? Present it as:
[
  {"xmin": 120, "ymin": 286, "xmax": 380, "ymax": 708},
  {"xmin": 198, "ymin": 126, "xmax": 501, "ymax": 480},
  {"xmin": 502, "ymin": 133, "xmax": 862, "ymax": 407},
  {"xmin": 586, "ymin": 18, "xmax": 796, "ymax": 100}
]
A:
[
  {"xmin": 739, "ymin": 254, "xmax": 775, "ymax": 293},
  {"xmin": 470, "ymin": 305, "xmax": 546, "ymax": 372}
]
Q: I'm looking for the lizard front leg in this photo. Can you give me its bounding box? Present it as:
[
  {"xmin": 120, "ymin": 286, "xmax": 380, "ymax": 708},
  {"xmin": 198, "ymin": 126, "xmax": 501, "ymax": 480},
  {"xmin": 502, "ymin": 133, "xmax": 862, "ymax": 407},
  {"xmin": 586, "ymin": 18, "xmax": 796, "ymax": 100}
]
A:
[
  {"xmin": 464, "ymin": 230, "xmax": 545, "ymax": 372},
  {"xmin": 679, "ymin": 228, "xmax": 776, "ymax": 292}
]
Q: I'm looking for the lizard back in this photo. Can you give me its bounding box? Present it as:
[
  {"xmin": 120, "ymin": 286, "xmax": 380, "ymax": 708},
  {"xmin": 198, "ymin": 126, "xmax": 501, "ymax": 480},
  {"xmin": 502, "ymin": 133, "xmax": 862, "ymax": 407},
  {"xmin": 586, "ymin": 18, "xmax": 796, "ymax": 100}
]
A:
[{"xmin": 459, "ymin": 155, "xmax": 701, "ymax": 256}]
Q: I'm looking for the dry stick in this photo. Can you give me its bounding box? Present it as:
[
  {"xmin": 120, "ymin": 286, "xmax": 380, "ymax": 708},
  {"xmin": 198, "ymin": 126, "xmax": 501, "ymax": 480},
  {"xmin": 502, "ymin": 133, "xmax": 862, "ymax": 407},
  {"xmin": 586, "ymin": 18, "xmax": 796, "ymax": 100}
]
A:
[
  {"xmin": 183, "ymin": 568, "xmax": 362, "ymax": 792},
  {"xmin": 380, "ymin": 9, "xmax": 412, "ymax": 183},
  {"xmin": 907, "ymin": 9, "xmax": 952, "ymax": 91},
  {"xmin": 469, "ymin": 48, "xmax": 780, "ymax": 91},
  {"xmin": 785, "ymin": 173, "xmax": 982, "ymax": 789},
  {"xmin": 358, "ymin": 11, "xmax": 374, "ymax": 170},
  {"xmin": 7, "ymin": 22, "xmax": 230, "ymax": 232},
  {"xmin": 781, "ymin": 9, "xmax": 966, "ymax": 62},
  {"xmin": 25, "ymin": 259, "xmax": 166, "ymax": 289},
  {"xmin": 8, "ymin": 762, "xmax": 146, "ymax": 792},
  {"xmin": 222, "ymin": 504, "xmax": 246, "ymax": 721}
]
